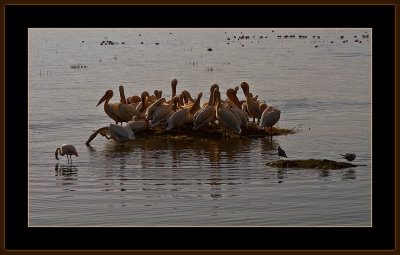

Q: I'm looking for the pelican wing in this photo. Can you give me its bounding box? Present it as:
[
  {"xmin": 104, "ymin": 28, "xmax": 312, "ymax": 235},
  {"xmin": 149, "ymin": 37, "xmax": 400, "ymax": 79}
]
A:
[
  {"xmin": 118, "ymin": 103, "xmax": 141, "ymax": 122},
  {"xmin": 193, "ymin": 106, "xmax": 215, "ymax": 130},
  {"xmin": 165, "ymin": 108, "xmax": 189, "ymax": 131},
  {"xmin": 260, "ymin": 109, "xmax": 281, "ymax": 128},
  {"xmin": 217, "ymin": 107, "xmax": 241, "ymax": 133},
  {"xmin": 126, "ymin": 120, "xmax": 147, "ymax": 133},
  {"xmin": 109, "ymin": 124, "xmax": 135, "ymax": 142}
]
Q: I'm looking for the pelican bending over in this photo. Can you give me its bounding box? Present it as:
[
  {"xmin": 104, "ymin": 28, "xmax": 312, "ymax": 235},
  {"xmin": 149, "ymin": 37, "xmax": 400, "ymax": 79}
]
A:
[
  {"xmin": 165, "ymin": 92, "xmax": 202, "ymax": 131},
  {"xmin": 96, "ymin": 90, "xmax": 124, "ymax": 124},
  {"xmin": 241, "ymin": 82, "xmax": 262, "ymax": 123},
  {"xmin": 214, "ymin": 90, "xmax": 241, "ymax": 134},
  {"xmin": 260, "ymin": 106, "xmax": 281, "ymax": 131},
  {"xmin": 109, "ymin": 123, "xmax": 135, "ymax": 142},
  {"xmin": 117, "ymin": 86, "xmax": 142, "ymax": 122},
  {"xmin": 55, "ymin": 144, "xmax": 78, "ymax": 163}
]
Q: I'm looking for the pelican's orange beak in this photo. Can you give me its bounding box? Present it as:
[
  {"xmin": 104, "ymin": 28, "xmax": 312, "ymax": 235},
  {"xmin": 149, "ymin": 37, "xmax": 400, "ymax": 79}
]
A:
[{"xmin": 96, "ymin": 90, "xmax": 112, "ymax": 107}]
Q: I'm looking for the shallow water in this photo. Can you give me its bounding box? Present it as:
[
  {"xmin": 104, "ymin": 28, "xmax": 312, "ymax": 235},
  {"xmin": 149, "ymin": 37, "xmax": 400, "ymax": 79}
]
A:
[{"xmin": 28, "ymin": 28, "xmax": 371, "ymax": 226}]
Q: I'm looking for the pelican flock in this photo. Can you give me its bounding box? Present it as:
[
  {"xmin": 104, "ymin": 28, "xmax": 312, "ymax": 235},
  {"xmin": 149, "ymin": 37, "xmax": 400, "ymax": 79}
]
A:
[{"xmin": 94, "ymin": 79, "xmax": 282, "ymax": 139}]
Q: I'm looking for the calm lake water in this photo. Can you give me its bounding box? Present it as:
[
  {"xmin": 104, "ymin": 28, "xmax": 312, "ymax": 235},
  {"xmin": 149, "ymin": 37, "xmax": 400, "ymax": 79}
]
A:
[{"xmin": 28, "ymin": 28, "xmax": 371, "ymax": 226}]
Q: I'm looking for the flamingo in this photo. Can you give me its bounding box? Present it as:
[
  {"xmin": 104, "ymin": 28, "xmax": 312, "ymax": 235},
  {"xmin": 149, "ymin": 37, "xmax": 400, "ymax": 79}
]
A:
[
  {"xmin": 96, "ymin": 90, "xmax": 124, "ymax": 124},
  {"xmin": 55, "ymin": 144, "xmax": 78, "ymax": 163},
  {"xmin": 240, "ymin": 82, "xmax": 262, "ymax": 123},
  {"xmin": 214, "ymin": 89, "xmax": 241, "ymax": 135},
  {"xmin": 165, "ymin": 92, "xmax": 202, "ymax": 131},
  {"xmin": 260, "ymin": 106, "xmax": 281, "ymax": 131},
  {"xmin": 117, "ymin": 85, "xmax": 142, "ymax": 122}
]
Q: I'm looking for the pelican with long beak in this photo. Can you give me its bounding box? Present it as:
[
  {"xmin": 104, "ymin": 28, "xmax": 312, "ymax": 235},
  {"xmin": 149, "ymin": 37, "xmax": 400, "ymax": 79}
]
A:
[
  {"xmin": 226, "ymin": 88, "xmax": 248, "ymax": 128},
  {"xmin": 193, "ymin": 84, "xmax": 219, "ymax": 130},
  {"xmin": 150, "ymin": 97, "xmax": 179, "ymax": 128},
  {"xmin": 240, "ymin": 82, "xmax": 262, "ymax": 123},
  {"xmin": 117, "ymin": 85, "xmax": 142, "ymax": 122},
  {"xmin": 166, "ymin": 79, "xmax": 178, "ymax": 104},
  {"xmin": 136, "ymin": 91, "xmax": 151, "ymax": 114},
  {"xmin": 96, "ymin": 90, "xmax": 124, "ymax": 124},
  {"xmin": 214, "ymin": 89, "xmax": 241, "ymax": 134},
  {"xmin": 165, "ymin": 92, "xmax": 202, "ymax": 131}
]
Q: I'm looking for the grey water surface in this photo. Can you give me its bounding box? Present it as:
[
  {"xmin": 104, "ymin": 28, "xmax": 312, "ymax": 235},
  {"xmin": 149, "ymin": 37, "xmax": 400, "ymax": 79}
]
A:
[{"xmin": 28, "ymin": 28, "xmax": 371, "ymax": 226}]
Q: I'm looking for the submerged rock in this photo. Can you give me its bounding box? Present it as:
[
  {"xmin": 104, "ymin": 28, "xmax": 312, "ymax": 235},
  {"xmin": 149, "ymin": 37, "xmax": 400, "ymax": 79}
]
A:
[{"xmin": 266, "ymin": 159, "xmax": 358, "ymax": 169}]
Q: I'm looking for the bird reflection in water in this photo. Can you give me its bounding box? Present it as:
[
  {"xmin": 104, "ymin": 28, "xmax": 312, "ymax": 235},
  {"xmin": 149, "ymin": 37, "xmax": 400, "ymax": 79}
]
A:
[
  {"xmin": 342, "ymin": 169, "xmax": 357, "ymax": 180},
  {"xmin": 55, "ymin": 163, "xmax": 78, "ymax": 188}
]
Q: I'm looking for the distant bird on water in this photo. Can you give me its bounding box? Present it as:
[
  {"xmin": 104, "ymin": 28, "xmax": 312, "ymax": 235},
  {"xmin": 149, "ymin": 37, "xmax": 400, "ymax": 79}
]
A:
[
  {"xmin": 341, "ymin": 153, "xmax": 356, "ymax": 161},
  {"xmin": 277, "ymin": 146, "xmax": 287, "ymax": 159},
  {"xmin": 55, "ymin": 144, "xmax": 78, "ymax": 163}
]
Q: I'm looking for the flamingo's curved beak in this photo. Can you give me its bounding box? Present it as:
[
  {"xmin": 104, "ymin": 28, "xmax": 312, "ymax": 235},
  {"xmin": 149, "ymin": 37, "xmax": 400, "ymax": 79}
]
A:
[{"xmin": 55, "ymin": 151, "xmax": 59, "ymax": 160}]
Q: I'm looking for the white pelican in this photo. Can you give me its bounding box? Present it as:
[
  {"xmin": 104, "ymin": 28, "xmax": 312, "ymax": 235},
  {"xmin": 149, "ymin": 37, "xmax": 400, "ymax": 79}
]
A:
[
  {"xmin": 260, "ymin": 106, "xmax": 281, "ymax": 131},
  {"xmin": 145, "ymin": 97, "xmax": 167, "ymax": 120},
  {"xmin": 126, "ymin": 116, "xmax": 148, "ymax": 133},
  {"xmin": 166, "ymin": 79, "xmax": 178, "ymax": 104},
  {"xmin": 214, "ymin": 89, "xmax": 241, "ymax": 134},
  {"xmin": 96, "ymin": 90, "xmax": 124, "ymax": 124},
  {"xmin": 240, "ymin": 82, "xmax": 262, "ymax": 123},
  {"xmin": 165, "ymin": 92, "xmax": 202, "ymax": 131},
  {"xmin": 150, "ymin": 97, "xmax": 179, "ymax": 128},
  {"xmin": 55, "ymin": 144, "xmax": 78, "ymax": 163},
  {"xmin": 108, "ymin": 123, "xmax": 135, "ymax": 142},
  {"xmin": 136, "ymin": 91, "xmax": 151, "ymax": 114},
  {"xmin": 226, "ymin": 88, "xmax": 248, "ymax": 128},
  {"xmin": 117, "ymin": 85, "xmax": 142, "ymax": 122},
  {"xmin": 193, "ymin": 85, "xmax": 219, "ymax": 130}
]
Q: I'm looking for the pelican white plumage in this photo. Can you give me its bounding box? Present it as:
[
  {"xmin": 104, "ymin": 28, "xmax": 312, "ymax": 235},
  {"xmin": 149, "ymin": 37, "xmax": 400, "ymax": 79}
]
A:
[
  {"xmin": 165, "ymin": 92, "xmax": 202, "ymax": 131},
  {"xmin": 260, "ymin": 106, "xmax": 281, "ymax": 131},
  {"xmin": 150, "ymin": 97, "xmax": 179, "ymax": 128},
  {"xmin": 55, "ymin": 144, "xmax": 78, "ymax": 163},
  {"xmin": 126, "ymin": 116, "xmax": 148, "ymax": 133},
  {"xmin": 193, "ymin": 84, "xmax": 219, "ymax": 130},
  {"xmin": 109, "ymin": 123, "xmax": 135, "ymax": 142},
  {"xmin": 96, "ymin": 90, "xmax": 124, "ymax": 124},
  {"xmin": 226, "ymin": 88, "xmax": 248, "ymax": 128},
  {"xmin": 117, "ymin": 85, "xmax": 141, "ymax": 122},
  {"xmin": 214, "ymin": 90, "xmax": 241, "ymax": 134},
  {"xmin": 240, "ymin": 82, "xmax": 262, "ymax": 123}
]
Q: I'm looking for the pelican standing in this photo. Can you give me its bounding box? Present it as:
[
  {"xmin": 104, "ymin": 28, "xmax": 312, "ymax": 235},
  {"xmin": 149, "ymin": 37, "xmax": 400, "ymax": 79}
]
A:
[
  {"xmin": 96, "ymin": 90, "xmax": 124, "ymax": 124},
  {"xmin": 166, "ymin": 79, "xmax": 178, "ymax": 104},
  {"xmin": 240, "ymin": 82, "xmax": 262, "ymax": 123},
  {"xmin": 55, "ymin": 144, "xmax": 78, "ymax": 163},
  {"xmin": 165, "ymin": 92, "xmax": 202, "ymax": 131},
  {"xmin": 260, "ymin": 106, "xmax": 281, "ymax": 131},
  {"xmin": 214, "ymin": 89, "xmax": 241, "ymax": 135},
  {"xmin": 117, "ymin": 85, "xmax": 142, "ymax": 122},
  {"xmin": 193, "ymin": 85, "xmax": 219, "ymax": 130},
  {"xmin": 226, "ymin": 88, "xmax": 248, "ymax": 128}
]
